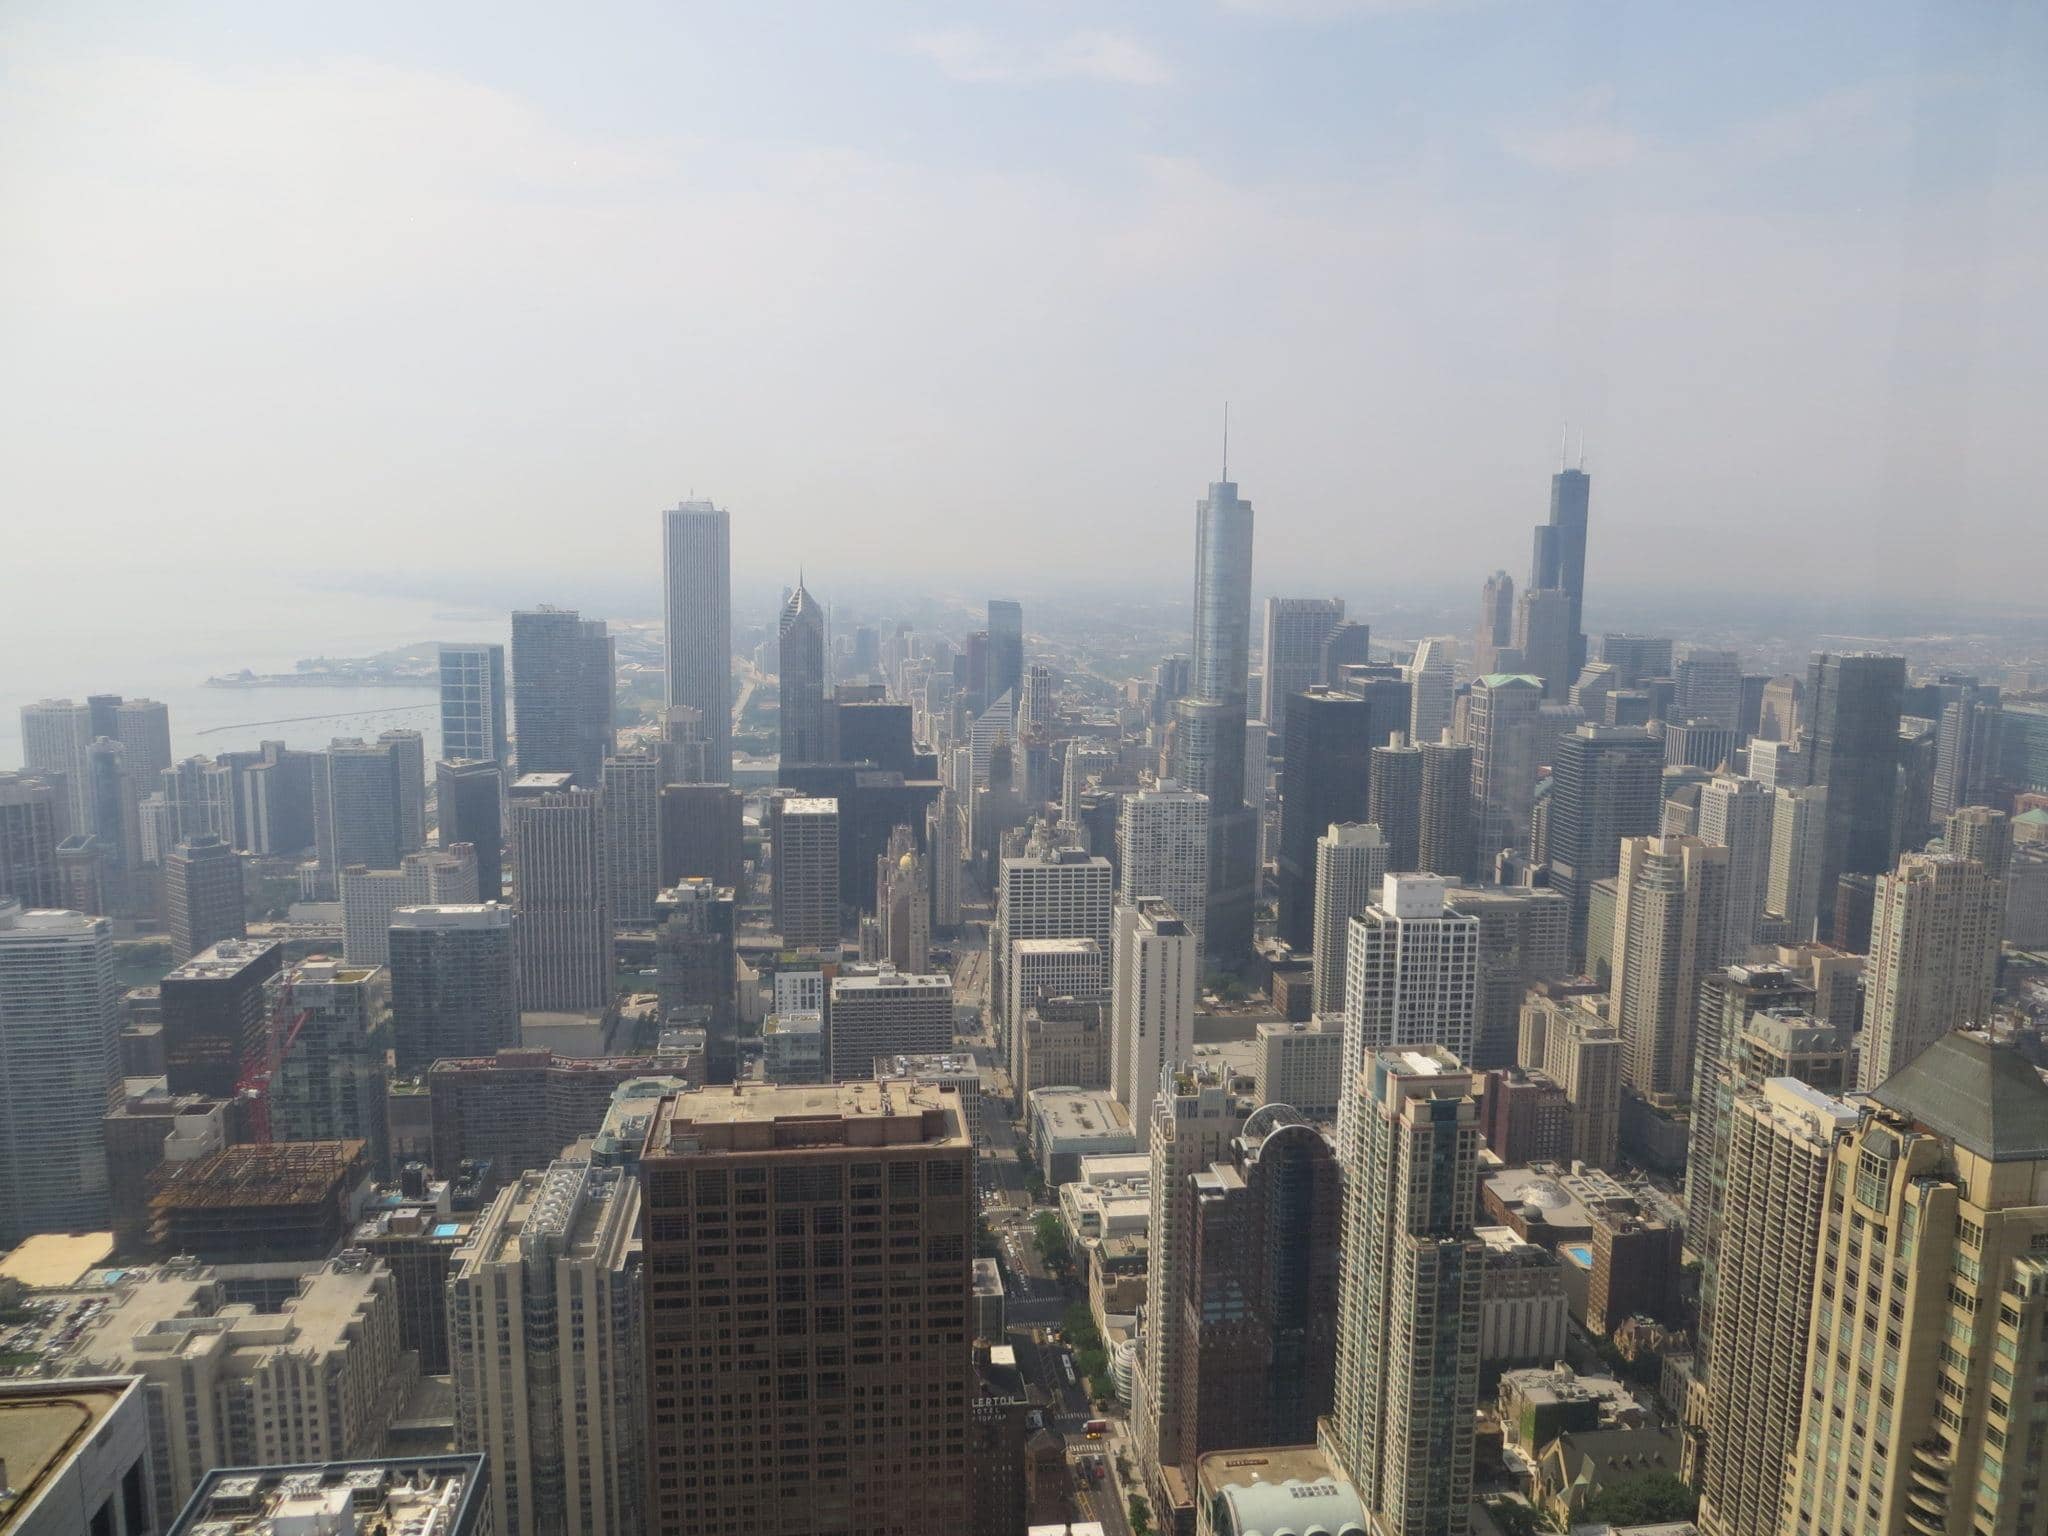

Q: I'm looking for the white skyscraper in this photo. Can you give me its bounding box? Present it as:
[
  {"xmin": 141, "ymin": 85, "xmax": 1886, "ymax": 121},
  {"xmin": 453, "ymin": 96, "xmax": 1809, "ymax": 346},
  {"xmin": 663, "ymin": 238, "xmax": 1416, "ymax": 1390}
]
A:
[
  {"xmin": 339, "ymin": 846, "xmax": 479, "ymax": 964},
  {"xmin": 996, "ymin": 845, "xmax": 1113, "ymax": 1081},
  {"xmin": 451, "ymin": 1158, "xmax": 643, "ymax": 1536},
  {"xmin": 0, "ymin": 899, "xmax": 120, "ymax": 1245},
  {"xmin": 1765, "ymin": 784, "xmax": 1828, "ymax": 941},
  {"xmin": 1116, "ymin": 780, "xmax": 1210, "ymax": 950},
  {"xmin": 601, "ymin": 750, "xmax": 664, "ymax": 929},
  {"xmin": 510, "ymin": 774, "xmax": 610, "ymax": 1010},
  {"xmin": 1407, "ymin": 637, "xmax": 1456, "ymax": 746},
  {"xmin": 19, "ymin": 699, "xmax": 95, "ymax": 836},
  {"xmin": 1611, "ymin": 835, "xmax": 1730, "ymax": 1101},
  {"xmin": 1858, "ymin": 851, "xmax": 2003, "ymax": 1090},
  {"xmin": 1343, "ymin": 874, "xmax": 1480, "ymax": 1069},
  {"xmin": 1311, "ymin": 823, "xmax": 1389, "ymax": 1018},
  {"xmin": 1110, "ymin": 897, "xmax": 1199, "ymax": 1134},
  {"xmin": 662, "ymin": 499, "xmax": 733, "ymax": 780},
  {"xmin": 439, "ymin": 642, "xmax": 509, "ymax": 767},
  {"xmin": 1697, "ymin": 773, "xmax": 1773, "ymax": 962}
]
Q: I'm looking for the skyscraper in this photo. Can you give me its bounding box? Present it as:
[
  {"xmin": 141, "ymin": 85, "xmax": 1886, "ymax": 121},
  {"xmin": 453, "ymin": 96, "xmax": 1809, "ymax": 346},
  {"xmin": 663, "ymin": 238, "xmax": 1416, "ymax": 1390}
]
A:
[
  {"xmin": 1116, "ymin": 780, "xmax": 1209, "ymax": 950},
  {"xmin": 313, "ymin": 735, "xmax": 415, "ymax": 888},
  {"xmin": 1132, "ymin": 1063, "xmax": 1240, "ymax": 1505},
  {"xmin": 1546, "ymin": 724, "xmax": 1664, "ymax": 960},
  {"xmin": 1930, "ymin": 685, "xmax": 2004, "ymax": 822},
  {"xmin": 774, "ymin": 795, "xmax": 840, "ymax": 948},
  {"xmin": 1610, "ymin": 835, "xmax": 1730, "ymax": 1101},
  {"xmin": 19, "ymin": 699, "xmax": 95, "ymax": 836},
  {"xmin": 1110, "ymin": 896, "xmax": 1199, "ymax": 1133},
  {"xmin": 437, "ymin": 757, "xmax": 504, "ymax": 900},
  {"xmin": 1512, "ymin": 587, "xmax": 1575, "ymax": 699},
  {"xmin": 438, "ymin": 642, "xmax": 509, "ymax": 768},
  {"xmin": 1531, "ymin": 460, "xmax": 1591, "ymax": 675},
  {"xmin": 269, "ymin": 958, "xmax": 389, "ymax": 1171},
  {"xmin": 1696, "ymin": 772, "xmax": 1774, "ymax": 961},
  {"xmin": 1857, "ymin": 850, "xmax": 2003, "ymax": 1090},
  {"xmin": 1802, "ymin": 652, "xmax": 1905, "ymax": 935},
  {"xmin": 1473, "ymin": 571, "xmax": 1516, "ymax": 677},
  {"xmin": 1765, "ymin": 783, "xmax": 1828, "ymax": 941},
  {"xmin": 1784, "ymin": 1033, "xmax": 2048, "ymax": 1535},
  {"xmin": 778, "ymin": 579, "xmax": 829, "ymax": 770},
  {"xmin": 1277, "ymin": 687, "xmax": 1377, "ymax": 949},
  {"xmin": 1174, "ymin": 472, "xmax": 1257, "ymax": 967},
  {"xmin": 827, "ymin": 962, "xmax": 952, "ymax": 1082},
  {"xmin": 452, "ymin": 1158, "xmax": 642, "ymax": 1536},
  {"xmin": 662, "ymin": 498, "xmax": 733, "ymax": 781},
  {"xmin": 0, "ymin": 900, "xmax": 120, "ymax": 1245},
  {"xmin": 657, "ymin": 781, "xmax": 744, "ymax": 891},
  {"xmin": 600, "ymin": 749, "xmax": 663, "ymax": 929},
  {"xmin": 164, "ymin": 834, "xmax": 245, "ymax": 960},
  {"xmin": 1465, "ymin": 673, "xmax": 1544, "ymax": 871},
  {"xmin": 509, "ymin": 773, "xmax": 609, "ymax": 1010},
  {"xmin": 638, "ymin": 1081, "xmax": 974, "ymax": 1536},
  {"xmin": 159, "ymin": 938, "xmax": 283, "ymax": 1098},
  {"xmin": 986, "ymin": 597, "xmax": 1024, "ymax": 709},
  {"xmin": 1407, "ymin": 636, "xmax": 1456, "ymax": 745},
  {"xmin": 652, "ymin": 878, "xmax": 737, "ymax": 1083},
  {"xmin": 1311, "ymin": 823, "xmax": 1389, "ymax": 1019},
  {"xmin": 339, "ymin": 846, "xmax": 477, "ymax": 964},
  {"xmin": 1343, "ymin": 874, "xmax": 1480, "ymax": 1068},
  {"xmin": 994, "ymin": 843, "xmax": 1113, "ymax": 1078},
  {"xmin": 1675, "ymin": 648, "xmax": 1743, "ymax": 731},
  {"xmin": 0, "ymin": 773, "xmax": 62, "ymax": 909},
  {"xmin": 1324, "ymin": 1044, "xmax": 1482, "ymax": 1534},
  {"xmin": 1453, "ymin": 884, "xmax": 1570, "ymax": 1070},
  {"xmin": 1369, "ymin": 743, "xmax": 1423, "ymax": 872},
  {"xmin": 387, "ymin": 904, "xmax": 520, "ymax": 1071},
  {"xmin": 511, "ymin": 606, "xmax": 616, "ymax": 786},
  {"xmin": 1418, "ymin": 740, "xmax": 1475, "ymax": 882},
  {"xmin": 1261, "ymin": 596, "xmax": 1345, "ymax": 742},
  {"xmin": 1695, "ymin": 1077, "xmax": 1860, "ymax": 1536}
]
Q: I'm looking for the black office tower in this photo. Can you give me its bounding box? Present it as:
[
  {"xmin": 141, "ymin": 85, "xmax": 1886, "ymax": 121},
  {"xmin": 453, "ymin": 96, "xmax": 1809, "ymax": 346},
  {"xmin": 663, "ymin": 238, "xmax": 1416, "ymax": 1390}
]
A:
[
  {"xmin": 1805, "ymin": 653, "xmax": 1905, "ymax": 938},
  {"xmin": 510, "ymin": 606, "xmax": 616, "ymax": 786},
  {"xmin": 1532, "ymin": 464, "xmax": 1591, "ymax": 675},
  {"xmin": 1546, "ymin": 724, "xmax": 1663, "ymax": 961},
  {"xmin": 436, "ymin": 758, "xmax": 504, "ymax": 901},
  {"xmin": 1369, "ymin": 743, "xmax": 1423, "ymax": 873},
  {"xmin": 1276, "ymin": 688, "xmax": 1376, "ymax": 949}
]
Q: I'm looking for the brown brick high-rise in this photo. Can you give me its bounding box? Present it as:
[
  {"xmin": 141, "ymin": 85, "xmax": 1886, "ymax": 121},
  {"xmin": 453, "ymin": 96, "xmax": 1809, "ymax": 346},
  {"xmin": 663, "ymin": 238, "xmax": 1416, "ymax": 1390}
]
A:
[{"xmin": 639, "ymin": 1081, "xmax": 974, "ymax": 1535}]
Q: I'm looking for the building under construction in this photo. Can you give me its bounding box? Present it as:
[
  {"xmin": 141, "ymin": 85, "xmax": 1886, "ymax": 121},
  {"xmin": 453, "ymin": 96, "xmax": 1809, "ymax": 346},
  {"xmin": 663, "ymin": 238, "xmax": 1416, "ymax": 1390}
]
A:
[{"xmin": 147, "ymin": 1139, "xmax": 371, "ymax": 1262}]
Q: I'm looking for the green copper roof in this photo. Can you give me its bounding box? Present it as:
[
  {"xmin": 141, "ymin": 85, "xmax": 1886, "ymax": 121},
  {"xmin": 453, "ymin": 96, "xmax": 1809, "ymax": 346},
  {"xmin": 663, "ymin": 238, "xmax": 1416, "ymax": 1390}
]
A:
[
  {"xmin": 1871, "ymin": 1031, "xmax": 2048, "ymax": 1163},
  {"xmin": 1478, "ymin": 673, "xmax": 1545, "ymax": 689},
  {"xmin": 2014, "ymin": 807, "xmax": 2048, "ymax": 826}
]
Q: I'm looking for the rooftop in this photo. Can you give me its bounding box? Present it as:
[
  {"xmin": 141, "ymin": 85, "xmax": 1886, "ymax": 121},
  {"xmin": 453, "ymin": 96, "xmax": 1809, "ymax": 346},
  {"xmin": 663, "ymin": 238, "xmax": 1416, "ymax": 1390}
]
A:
[
  {"xmin": 151, "ymin": 1141, "xmax": 368, "ymax": 1211},
  {"xmin": 1029, "ymin": 1089, "xmax": 1134, "ymax": 1142},
  {"xmin": 161, "ymin": 940, "xmax": 280, "ymax": 982},
  {"xmin": 1871, "ymin": 1030, "xmax": 2048, "ymax": 1163},
  {"xmin": 650, "ymin": 1079, "xmax": 969, "ymax": 1153},
  {"xmin": 0, "ymin": 1233, "xmax": 114, "ymax": 1291},
  {"xmin": 0, "ymin": 1377, "xmax": 138, "ymax": 1534},
  {"xmin": 783, "ymin": 796, "xmax": 838, "ymax": 815},
  {"xmin": 1193, "ymin": 1444, "xmax": 1365, "ymax": 1536},
  {"xmin": 166, "ymin": 1454, "xmax": 487, "ymax": 1535}
]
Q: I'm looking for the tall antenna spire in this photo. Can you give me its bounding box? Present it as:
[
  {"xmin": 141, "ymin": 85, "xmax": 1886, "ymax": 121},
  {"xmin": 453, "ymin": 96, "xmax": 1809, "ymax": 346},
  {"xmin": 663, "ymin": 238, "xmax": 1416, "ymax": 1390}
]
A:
[
  {"xmin": 1576, "ymin": 431, "xmax": 1586, "ymax": 472},
  {"xmin": 1559, "ymin": 424, "xmax": 1568, "ymax": 472},
  {"xmin": 1222, "ymin": 401, "xmax": 1230, "ymax": 482}
]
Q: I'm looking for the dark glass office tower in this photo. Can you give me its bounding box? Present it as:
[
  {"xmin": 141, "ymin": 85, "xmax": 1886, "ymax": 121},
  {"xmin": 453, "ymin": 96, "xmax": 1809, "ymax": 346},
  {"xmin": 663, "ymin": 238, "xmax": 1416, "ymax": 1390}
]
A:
[
  {"xmin": 436, "ymin": 758, "xmax": 504, "ymax": 901},
  {"xmin": 1804, "ymin": 652, "xmax": 1905, "ymax": 938},
  {"xmin": 986, "ymin": 598, "xmax": 1024, "ymax": 711},
  {"xmin": 1547, "ymin": 724, "xmax": 1664, "ymax": 961},
  {"xmin": 509, "ymin": 606, "xmax": 615, "ymax": 786},
  {"xmin": 663, "ymin": 500, "xmax": 733, "ymax": 781},
  {"xmin": 1532, "ymin": 464, "xmax": 1591, "ymax": 675},
  {"xmin": 1277, "ymin": 688, "xmax": 1376, "ymax": 949}
]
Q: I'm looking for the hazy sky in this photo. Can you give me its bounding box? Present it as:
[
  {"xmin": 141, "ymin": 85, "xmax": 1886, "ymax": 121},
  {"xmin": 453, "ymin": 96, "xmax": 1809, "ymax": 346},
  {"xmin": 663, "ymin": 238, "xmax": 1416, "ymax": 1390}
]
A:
[{"xmin": 2, "ymin": 1, "xmax": 2043, "ymax": 613}]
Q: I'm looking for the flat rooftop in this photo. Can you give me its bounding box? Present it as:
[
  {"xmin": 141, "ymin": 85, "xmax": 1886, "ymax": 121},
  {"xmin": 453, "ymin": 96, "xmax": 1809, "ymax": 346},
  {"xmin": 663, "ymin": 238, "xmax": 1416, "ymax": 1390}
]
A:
[
  {"xmin": 167, "ymin": 1454, "xmax": 487, "ymax": 1535},
  {"xmin": 0, "ymin": 1379, "xmax": 134, "ymax": 1533},
  {"xmin": 650, "ymin": 1079, "xmax": 969, "ymax": 1153},
  {"xmin": 783, "ymin": 796, "xmax": 838, "ymax": 815},
  {"xmin": 162, "ymin": 939, "xmax": 278, "ymax": 981},
  {"xmin": 1029, "ymin": 1090, "xmax": 1132, "ymax": 1141},
  {"xmin": 0, "ymin": 1233, "xmax": 114, "ymax": 1291}
]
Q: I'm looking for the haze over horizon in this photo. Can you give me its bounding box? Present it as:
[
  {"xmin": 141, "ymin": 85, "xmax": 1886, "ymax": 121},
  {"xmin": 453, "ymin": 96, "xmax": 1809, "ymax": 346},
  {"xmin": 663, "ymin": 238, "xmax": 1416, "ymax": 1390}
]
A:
[{"xmin": 2, "ymin": 0, "xmax": 2043, "ymax": 617}]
